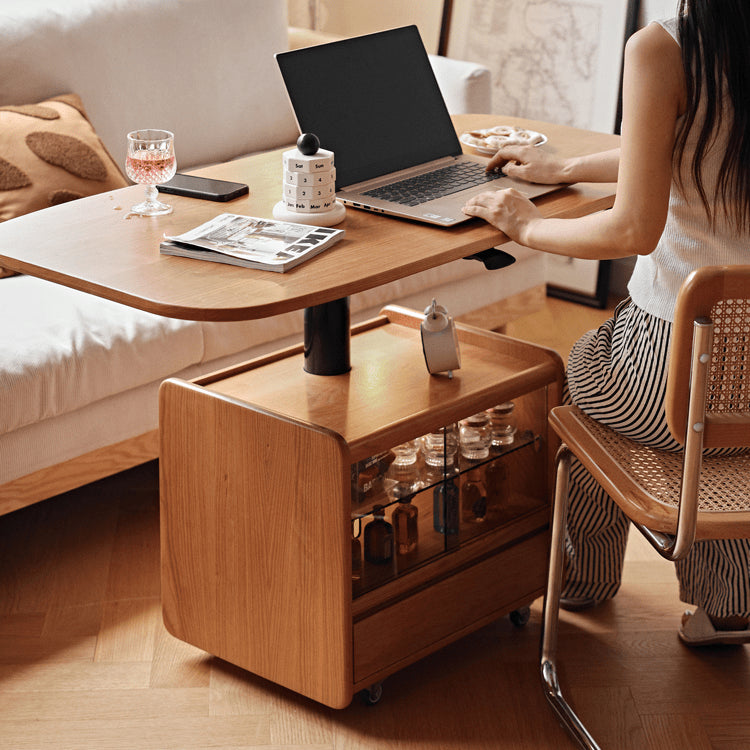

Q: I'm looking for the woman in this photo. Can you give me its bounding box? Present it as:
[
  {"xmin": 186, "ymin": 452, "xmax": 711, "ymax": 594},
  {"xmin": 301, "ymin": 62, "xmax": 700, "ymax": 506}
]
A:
[{"xmin": 462, "ymin": 0, "xmax": 750, "ymax": 644}]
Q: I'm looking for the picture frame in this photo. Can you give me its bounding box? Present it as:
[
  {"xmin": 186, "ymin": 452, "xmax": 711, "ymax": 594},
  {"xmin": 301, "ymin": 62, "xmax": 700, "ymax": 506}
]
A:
[
  {"xmin": 441, "ymin": 0, "xmax": 640, "ymax": 307},
  {"xmin": 441, "ymin": 0, "xmax": 636, "ymax": 133},
  {"xmin": 545, "ymin": 256, "xmax": 612, "ymax": 309}
]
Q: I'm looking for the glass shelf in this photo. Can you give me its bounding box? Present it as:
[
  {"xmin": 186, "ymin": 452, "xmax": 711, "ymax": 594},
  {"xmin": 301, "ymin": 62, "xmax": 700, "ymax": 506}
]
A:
[
  {"xmin": 351, "ymin": 432, "xmax": 545, "ymax": 598},
  {"xmin": 351, "ymin": 429, "xmax": 538, "ymax": 519}
]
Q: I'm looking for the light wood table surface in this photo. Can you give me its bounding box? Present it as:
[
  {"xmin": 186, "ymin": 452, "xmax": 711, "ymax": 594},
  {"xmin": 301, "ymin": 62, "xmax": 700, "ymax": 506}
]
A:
[{"xmin": 0, "ymin": 115, "xmax": 619, "ymax": 322}]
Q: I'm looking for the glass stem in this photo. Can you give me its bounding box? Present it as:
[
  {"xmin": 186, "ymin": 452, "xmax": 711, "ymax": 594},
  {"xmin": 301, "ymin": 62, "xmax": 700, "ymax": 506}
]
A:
[{"xmin": 145, "ymin": 185, "xmax": 158, "ymax": 204}]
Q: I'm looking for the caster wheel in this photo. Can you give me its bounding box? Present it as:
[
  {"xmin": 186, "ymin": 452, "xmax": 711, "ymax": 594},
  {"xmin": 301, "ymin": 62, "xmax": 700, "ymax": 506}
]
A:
[
  {"xmin": 362, "ymin": 681, "xmax": 383, "ymax": 705},
  {"xmin": 509, "ymin": 606, "xmax": 531, "ymax": 627}
]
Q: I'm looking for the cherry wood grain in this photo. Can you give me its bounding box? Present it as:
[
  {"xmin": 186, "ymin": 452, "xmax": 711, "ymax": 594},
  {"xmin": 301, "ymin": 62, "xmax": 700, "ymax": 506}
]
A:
[
  {"xmin": 159, "ymin": 310, "xmax": 563, "ymax": 707},
  {"xmin": 198, "ymin": 306, "xmax": 563, "ymax": 463},
  {"xmin": 4, "ymin": 299, "xmax": 749, "ymax": 748},
  {"xmin": 160, "ymin": 382, "xmax": 353, "ymax": 708},
  {"xmin": 0, "ymin": 116, "xmax": 618, "ymax": 321}
]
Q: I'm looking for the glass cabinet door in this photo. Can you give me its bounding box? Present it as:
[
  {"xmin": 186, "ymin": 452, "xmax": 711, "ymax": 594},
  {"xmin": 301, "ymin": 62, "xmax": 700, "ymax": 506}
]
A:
[{"xmin": 350, "ymin": 398, "xmax": 545, "ymax": 597}]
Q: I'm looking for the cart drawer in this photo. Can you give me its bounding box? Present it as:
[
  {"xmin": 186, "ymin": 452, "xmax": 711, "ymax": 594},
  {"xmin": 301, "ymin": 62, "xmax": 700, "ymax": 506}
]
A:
[{"xmin": 353, "ymin": 531, "xmax": 548, "ymax": 684}]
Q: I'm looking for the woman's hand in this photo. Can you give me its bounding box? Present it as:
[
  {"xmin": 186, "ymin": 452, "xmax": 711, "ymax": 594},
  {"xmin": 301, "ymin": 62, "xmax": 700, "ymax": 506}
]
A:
[
  {"xmin": 462, "ymin": 188, "xmax": 543, "ymax": 245},
  {"xmin": 487, "ymin": 145, "xmax": 572, "ymax": 184}
]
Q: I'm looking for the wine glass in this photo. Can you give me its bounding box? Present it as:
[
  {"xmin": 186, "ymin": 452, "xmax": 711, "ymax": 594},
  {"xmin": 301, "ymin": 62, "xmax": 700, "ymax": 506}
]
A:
[{"xmin": 125, "ymin": 129, "xmax": 176, "ymax": 216}]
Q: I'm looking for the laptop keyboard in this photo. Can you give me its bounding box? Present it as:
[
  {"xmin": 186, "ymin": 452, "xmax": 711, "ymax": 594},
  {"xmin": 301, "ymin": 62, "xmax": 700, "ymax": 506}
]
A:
[{"xmin": 362, "ymin": 162, "xmax": 504, "ymax": 206}]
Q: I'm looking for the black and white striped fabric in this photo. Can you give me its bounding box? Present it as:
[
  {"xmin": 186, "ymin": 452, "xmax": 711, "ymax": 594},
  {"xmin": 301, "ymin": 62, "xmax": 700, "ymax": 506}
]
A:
[{"xmin": 562, "ymin": 298, "xmax": 750, "ymax": 617}]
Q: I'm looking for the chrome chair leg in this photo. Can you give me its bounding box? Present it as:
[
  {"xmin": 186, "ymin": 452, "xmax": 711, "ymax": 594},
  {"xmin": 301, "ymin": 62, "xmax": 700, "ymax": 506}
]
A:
[{"xmin": 540, "ymin": 445, "xmax": 601, "ymax": 750}]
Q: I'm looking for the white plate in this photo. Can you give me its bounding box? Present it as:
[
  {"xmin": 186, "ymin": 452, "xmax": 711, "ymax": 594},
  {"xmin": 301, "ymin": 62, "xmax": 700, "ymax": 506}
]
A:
[{"xmin": 460, "ymin": 127, "xmax": 547, "ymax": 155}]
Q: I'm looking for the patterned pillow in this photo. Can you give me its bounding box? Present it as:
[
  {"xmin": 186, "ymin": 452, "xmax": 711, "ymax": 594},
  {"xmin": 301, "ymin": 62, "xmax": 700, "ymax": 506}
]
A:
[{"xmin": 0, "ymin": 93, "xmax": 127, "ymax": 277}]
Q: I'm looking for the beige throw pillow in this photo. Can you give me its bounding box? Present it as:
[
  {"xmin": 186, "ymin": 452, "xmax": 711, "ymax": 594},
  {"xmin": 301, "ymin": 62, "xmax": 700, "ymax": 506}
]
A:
[{"xmin": 0, "ymin": 93, "xmax": 127, "ymax": 276}]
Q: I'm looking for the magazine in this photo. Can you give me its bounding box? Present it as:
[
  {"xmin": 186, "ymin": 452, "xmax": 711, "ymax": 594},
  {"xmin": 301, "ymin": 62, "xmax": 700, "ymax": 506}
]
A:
[{"xmin": 160, "ymin": 213, "xmax": 345, "ymax": 272}]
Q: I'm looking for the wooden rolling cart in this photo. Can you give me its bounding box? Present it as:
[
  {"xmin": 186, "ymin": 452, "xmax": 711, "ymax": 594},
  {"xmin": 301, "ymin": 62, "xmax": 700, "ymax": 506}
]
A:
[{"xmin": 159, "ymin": 306, "xmax": 564, "ymax": 708}]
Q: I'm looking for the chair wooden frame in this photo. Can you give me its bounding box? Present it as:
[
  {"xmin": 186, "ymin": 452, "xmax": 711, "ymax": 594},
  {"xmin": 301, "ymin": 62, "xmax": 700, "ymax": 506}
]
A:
[{"xmin": 539, "ymin": 265, "xmax": 750, "ymax": 749}]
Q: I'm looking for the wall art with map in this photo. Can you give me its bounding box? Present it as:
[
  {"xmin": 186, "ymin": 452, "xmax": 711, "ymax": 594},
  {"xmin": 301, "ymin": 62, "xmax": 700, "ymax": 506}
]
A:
[
  {"xmin": 444, "ymin": 0, "xmax": 635, "ymax": 133},
  {"xmin": 444, "ymin": 0, "xmax": 637, "ymax": 307}
]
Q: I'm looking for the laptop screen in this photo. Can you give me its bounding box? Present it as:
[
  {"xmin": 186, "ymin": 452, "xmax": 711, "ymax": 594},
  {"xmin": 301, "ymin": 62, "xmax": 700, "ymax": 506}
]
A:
[{"xmin": 275, "ymin": 25, "xmax": 463, "ymax": 189}]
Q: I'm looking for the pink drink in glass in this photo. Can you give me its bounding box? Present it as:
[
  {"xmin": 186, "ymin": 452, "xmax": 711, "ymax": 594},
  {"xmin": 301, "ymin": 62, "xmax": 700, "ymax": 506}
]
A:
[{"xmin": 125, "ymin": 151, "xmax": 176, "ymax": 185}]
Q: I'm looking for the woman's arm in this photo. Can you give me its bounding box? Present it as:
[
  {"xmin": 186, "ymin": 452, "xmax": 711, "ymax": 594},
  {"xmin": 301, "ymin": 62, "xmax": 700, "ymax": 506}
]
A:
[
  {"xmin": 462, "ymin": 23, "xmax": 686, "ymax": 260},
  {"xmin": 486, "ymin": 145, "xmax": 621, "ymax": 185}
]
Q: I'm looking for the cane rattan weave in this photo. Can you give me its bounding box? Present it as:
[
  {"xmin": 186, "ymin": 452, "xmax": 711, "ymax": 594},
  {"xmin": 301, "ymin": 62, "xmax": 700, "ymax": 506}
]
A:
[
  {"xmin": 555, "ymin": 406, "xmax": 750, "ymax": 533},
  {"xmin": 706, "ymin": 297, "xmax": 750, "ymax": 414}
]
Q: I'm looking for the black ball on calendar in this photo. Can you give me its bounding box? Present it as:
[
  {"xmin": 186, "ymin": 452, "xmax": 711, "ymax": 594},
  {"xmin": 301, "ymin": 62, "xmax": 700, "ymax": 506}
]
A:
[{"xmin": 297, "ymin": 132, "xmax": 320, "ymax": 155}]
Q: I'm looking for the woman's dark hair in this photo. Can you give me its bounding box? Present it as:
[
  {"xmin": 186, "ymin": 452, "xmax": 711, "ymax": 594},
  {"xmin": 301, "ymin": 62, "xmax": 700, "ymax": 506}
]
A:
[{"xmin": 675, "ymin": 0, "xmax": 750, "ymax": 232}]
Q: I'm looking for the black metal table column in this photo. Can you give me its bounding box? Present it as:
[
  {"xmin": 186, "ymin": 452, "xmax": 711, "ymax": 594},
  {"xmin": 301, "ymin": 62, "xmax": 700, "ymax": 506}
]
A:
[{"xmin": 303, "ymin": 297, "xmax": 351, "ymax": 375}]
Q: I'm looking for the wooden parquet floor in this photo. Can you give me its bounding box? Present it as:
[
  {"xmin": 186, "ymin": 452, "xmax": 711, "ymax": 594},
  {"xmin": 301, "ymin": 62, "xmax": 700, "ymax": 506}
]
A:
[{"xmin": 1, "ymin": 297, "xmax": 748, "ymax": 749}]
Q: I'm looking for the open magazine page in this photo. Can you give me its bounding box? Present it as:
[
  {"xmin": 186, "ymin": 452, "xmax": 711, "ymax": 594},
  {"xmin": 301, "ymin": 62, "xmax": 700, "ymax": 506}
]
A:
[{"xmin": 163, "ymin": 213, "xmax": 344, "ymax": 271}]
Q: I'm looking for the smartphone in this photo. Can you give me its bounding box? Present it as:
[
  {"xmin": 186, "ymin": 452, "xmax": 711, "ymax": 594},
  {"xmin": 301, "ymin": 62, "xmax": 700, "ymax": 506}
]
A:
[{"xmin": 157, "ymin": 173, "xmax": 249, "ymax": 202}]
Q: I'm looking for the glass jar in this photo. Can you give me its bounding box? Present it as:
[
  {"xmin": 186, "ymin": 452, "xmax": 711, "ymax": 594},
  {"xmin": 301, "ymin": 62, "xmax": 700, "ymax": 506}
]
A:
[
  {"xmin": 459, "ymin": 412, "xmax": 492, "ymax": 460},
  {"xmin": 388, "ymin": 461, "xmax": 422, "ymax": 501},
  {"xmin": 421, "ymin": 424, "xmax": 459, "ymax": 467},
  {"xmin": 391, "ymin": 439, "xmax": 420, "ymax": 466},
  {"xmin": 489, "ymin": 402, "xmax": 517, "ymax": 447}
]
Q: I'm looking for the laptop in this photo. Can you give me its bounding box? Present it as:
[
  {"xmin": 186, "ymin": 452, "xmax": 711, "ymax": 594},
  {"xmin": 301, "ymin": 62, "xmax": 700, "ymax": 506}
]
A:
[{"xmin": 275, "ymin": 25, "xmax": 561, "ymax": 227}]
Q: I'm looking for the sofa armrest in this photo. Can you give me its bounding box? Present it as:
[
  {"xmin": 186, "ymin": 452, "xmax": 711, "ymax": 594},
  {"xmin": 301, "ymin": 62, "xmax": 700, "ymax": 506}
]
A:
[
  {"xmin": 287, "ymin": 28, "xmax": 491, "ymax": 115},
  {"xmin": 428, "ymin": 54, "xmax": 491, "ymax": 114}
]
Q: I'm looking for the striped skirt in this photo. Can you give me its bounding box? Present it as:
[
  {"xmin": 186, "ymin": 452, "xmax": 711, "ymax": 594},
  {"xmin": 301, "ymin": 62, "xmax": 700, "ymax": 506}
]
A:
[{"xmin": 563, "ymin": 298, "xmax": 750, "ymax": 617}]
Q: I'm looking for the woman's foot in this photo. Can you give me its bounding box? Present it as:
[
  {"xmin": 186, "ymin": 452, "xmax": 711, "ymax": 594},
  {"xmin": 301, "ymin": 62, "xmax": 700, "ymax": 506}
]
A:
[
  {"xmin": 679, "ymin": 608, "xmax": 750, "ymax": 646},
  {"xmin": 709, "ymin": 614, "xmax": 750, "ymax": 631}
]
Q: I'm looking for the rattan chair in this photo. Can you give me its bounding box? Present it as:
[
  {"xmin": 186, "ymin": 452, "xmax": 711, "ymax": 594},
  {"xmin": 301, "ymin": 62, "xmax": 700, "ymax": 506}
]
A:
[{"xmin": 540, "ymin": 265, "xmax": 750, "ymax": 749}]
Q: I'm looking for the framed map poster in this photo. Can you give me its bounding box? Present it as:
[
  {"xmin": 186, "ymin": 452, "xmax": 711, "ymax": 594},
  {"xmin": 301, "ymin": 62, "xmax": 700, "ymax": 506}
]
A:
[
  {"xmin": 443, "ymin": 0, "xmax": 638, "ymax": 306},
  {"xmin": 443, "ymin": 0, "xmax": 635, "ymax": 133}
]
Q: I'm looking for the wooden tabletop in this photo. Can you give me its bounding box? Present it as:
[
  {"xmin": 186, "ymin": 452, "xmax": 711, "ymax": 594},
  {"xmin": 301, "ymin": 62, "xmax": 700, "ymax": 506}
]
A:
[{"xmin": 0, "ymin": 115, "xmax": 619, "ymax": 321}]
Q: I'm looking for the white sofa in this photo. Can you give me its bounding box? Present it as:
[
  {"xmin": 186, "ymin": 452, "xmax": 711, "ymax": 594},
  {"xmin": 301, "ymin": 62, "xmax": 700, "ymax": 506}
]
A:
[{"xmin": 0, "ymin": 0, "xmax": 546, "ymax": 514}]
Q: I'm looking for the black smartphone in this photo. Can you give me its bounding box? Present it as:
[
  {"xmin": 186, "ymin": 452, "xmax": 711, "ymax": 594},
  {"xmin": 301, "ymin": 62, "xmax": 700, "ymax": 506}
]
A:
[{"xmin": 157, "ymin": 173, "xmax": 249, "ymax": 202}]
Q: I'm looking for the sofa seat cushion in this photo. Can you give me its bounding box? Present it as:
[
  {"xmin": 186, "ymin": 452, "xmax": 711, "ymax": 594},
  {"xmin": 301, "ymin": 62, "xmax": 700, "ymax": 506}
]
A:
[{"xmin": 0, "ymin": 276, "xmax": 203, "ymax": 433}]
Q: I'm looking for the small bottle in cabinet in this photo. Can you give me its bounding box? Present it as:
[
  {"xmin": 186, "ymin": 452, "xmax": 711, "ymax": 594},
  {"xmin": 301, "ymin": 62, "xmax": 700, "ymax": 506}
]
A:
[
  {"xmin": 461, "ymin": 467, "xmax": 487, "ymax": 523},
  {"xmin": 351, "ymin": 520, "xmax": 363, "ymax": 581},
  {"xmin": 433, "ymin": 478, "xmax": 459, "ymax": 535},
  {"xmin": 484, "ymin": 457, "xmax": 509, "ymax": 519},
  {"xmin": 392, "ymin": 498, "xmax": 419, "ymax": 554},
  {"xmin": 364, "ymin": 505, "xmax": 394, "ymax": 564}
]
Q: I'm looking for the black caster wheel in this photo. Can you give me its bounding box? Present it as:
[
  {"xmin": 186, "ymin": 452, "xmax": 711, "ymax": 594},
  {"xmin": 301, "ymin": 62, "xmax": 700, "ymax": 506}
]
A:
[
  {"xmin": 362, "ymin": 681, "xmax": 383, "ymax": 705},
  {"xmin": 509, "ymin": 606, "xmax": 531, "ymax": 627}
]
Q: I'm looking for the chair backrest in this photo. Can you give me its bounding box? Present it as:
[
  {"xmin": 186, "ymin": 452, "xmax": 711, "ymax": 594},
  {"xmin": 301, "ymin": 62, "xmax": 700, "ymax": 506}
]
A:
[{"xmin": 666, "ymin": 265, "xmax": 750, "ymax": 449}]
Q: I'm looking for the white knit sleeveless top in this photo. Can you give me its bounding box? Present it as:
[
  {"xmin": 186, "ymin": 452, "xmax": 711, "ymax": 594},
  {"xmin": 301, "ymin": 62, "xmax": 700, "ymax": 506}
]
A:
[{"xmin": 627, "ymin": 17, "xmax": 749, "ymax": 322}]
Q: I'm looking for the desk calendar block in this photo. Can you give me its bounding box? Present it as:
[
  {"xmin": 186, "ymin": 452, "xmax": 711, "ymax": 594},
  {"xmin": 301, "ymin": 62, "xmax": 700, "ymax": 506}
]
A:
[
  {"xmin": 273, "ymin": 133, "xmax": 346, "ymax": 226},
  {"xmin": 282, "ymin": 149, "xmax": 335, "ymax": 174}
]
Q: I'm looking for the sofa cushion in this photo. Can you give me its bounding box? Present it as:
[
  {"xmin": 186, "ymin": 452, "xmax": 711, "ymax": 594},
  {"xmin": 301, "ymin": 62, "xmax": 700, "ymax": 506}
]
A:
[
  {"xmin": 0, "ymin": 276, "xmax": 204, "ymax": 434},
  {"xmin": 0, "ymin": 93, "xmax": 126, "ymax": 222},
  {"xmin": 0, "ymin": 93, "xmax": 127, "ymax": 276},
  {"xmin": 0, "ymin": 0, "xmax": 298, "ymax": 170}
]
